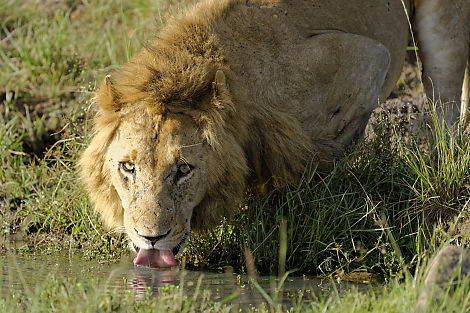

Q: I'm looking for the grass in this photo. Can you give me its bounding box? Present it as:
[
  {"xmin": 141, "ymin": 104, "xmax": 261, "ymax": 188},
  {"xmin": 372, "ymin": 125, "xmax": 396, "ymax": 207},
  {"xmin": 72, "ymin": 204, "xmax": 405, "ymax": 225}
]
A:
[
  {"xmin": 184, "ymin": 119, "xmax": 470, "ymax": 277},
  {"xmin": 1, "ymin": 0, "xmax": 470, "ymax": 310}
]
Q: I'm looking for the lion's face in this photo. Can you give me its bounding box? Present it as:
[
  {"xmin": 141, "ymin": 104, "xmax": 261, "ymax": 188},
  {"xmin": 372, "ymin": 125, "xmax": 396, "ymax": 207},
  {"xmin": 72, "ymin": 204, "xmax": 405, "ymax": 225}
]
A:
[
  {"xmin": 81, "ymin": 69, "xmax": 249, "ymax": 267},
  {"xmin": 106, "ymin": 107, "xmax": 208, "ymax": 261}
]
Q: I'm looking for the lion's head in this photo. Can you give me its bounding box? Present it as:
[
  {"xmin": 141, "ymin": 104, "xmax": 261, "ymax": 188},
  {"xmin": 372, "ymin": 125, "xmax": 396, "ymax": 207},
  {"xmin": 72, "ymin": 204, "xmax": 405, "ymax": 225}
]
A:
[{"xmin": 79, "ymin": 61, "xmax": 252, "ymax": 267}]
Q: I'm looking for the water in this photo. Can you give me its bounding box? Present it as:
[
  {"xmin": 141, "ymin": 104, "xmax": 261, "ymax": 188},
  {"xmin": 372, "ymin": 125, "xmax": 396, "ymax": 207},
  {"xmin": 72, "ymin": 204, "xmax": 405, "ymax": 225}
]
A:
[{"xmin": 0, "ymin": 251, "xmax": 367, "ymax": 306}]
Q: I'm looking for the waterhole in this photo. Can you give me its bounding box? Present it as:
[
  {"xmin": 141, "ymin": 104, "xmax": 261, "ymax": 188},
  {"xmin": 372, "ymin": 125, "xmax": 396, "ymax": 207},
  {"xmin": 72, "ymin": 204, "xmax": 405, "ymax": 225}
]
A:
[{"xmin": 0, "ymin": 251, "xmax": 368, "ymax": 306}]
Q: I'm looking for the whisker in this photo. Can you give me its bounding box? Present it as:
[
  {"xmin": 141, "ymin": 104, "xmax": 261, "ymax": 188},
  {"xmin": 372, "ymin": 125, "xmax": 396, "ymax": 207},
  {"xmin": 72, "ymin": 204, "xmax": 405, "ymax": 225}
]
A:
[{"xmin": 179, "ymin": 142, "xmax": 203, "ymax": 149}]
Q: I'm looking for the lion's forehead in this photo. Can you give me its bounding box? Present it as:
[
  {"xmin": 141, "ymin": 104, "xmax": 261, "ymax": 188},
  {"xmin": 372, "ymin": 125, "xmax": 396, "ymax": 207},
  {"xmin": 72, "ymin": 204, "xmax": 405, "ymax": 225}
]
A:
[
  {"xmin": 114, "ymin": 112, "xmax": 204, "ymax": 165},
  {"xmin": 119, "ymin": 110, "xmax": 199, "ymax": 139}
]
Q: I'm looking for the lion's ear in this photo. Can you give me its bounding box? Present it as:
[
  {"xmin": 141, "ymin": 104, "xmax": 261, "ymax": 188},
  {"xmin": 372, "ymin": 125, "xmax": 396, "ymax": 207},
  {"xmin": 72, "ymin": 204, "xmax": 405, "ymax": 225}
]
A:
[
  {"xmin": 95, "ymin": 75, "xmax": 119, "ymax": 112},
  {"xmin": 212, "ymin": 70, "xmax": 229, "ymax": 97}
]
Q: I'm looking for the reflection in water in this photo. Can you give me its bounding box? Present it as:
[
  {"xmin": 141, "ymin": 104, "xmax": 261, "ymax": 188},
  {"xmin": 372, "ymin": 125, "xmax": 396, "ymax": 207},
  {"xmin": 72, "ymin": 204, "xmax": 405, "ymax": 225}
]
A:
[
  {"xmin": 120, "ymin": 264, "xmax": 358, "ymax": 306},
  {"xmin": 127, "ymin": 265, "xmax": 179, "ymax": 298},
  {"xmin": 0, "ymin": 252, "xmax": 367, "ymax": 307}
]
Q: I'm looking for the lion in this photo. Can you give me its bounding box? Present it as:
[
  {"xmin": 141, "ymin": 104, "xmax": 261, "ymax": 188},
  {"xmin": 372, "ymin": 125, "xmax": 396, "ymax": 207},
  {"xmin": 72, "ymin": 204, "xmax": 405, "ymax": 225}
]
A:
[{"xmin": 79, "ymin": 0, "xmax": 470, "ymax": 268}]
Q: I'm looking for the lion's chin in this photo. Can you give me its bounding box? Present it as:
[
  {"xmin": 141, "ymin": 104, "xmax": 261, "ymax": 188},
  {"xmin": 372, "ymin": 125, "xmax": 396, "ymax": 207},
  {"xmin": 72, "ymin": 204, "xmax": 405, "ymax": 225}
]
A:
[{"xmin": 133, "ymin": 248, "xmax": 179, "ymax": 268}]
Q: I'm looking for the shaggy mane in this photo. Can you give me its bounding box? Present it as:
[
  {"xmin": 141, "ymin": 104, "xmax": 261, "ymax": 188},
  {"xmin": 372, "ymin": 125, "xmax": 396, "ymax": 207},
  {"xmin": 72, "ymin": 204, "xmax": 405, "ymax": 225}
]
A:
[
  {"xmin": 79, "ymin": 0, "xmax": 314, "ymax": 231},
  {"xmin": 106, "ymin": 0, "xmax": 234, "ymax": 115}
]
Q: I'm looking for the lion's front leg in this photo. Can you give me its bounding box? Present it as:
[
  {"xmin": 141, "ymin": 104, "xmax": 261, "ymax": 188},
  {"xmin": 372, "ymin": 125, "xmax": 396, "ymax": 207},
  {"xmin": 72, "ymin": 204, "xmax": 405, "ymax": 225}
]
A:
[{"xmin": 414, "ymin": 0, "xmax": 470, "ymax": 128}]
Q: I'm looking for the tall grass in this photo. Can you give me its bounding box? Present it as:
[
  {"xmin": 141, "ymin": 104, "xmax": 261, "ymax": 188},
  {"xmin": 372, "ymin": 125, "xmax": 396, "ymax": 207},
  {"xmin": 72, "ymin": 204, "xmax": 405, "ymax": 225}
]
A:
[
  {"xmin": 399, "ymin": 110, "xmax": 470, "ymax": 222},
  {"xmin": 184, "ymin": 112, "xmax": 470, "ymax": 276},
  {"xmin": 185, "ymin": 123, "xmax": 418, "ymax": 275}
]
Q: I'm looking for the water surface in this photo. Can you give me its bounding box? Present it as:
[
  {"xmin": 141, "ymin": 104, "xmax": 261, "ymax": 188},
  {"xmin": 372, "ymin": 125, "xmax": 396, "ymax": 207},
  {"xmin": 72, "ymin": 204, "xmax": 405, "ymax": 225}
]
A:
[{"xmin": 0, "ymin": 250, "xmax": 367, "ymax": 306}]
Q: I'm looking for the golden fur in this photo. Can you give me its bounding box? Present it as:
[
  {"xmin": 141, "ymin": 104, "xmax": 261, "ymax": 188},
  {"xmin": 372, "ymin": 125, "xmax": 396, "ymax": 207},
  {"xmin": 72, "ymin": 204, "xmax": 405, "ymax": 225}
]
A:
[{"xmin": 79, "ymin": 0, "xmax": 470, "ymax": 253}]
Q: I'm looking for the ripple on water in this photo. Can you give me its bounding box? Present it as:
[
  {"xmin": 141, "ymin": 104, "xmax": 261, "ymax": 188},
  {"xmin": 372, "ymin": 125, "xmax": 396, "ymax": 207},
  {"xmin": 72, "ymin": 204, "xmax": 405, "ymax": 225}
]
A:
[{"xmin": 0, "ymin": 252, "xmax": 367, "ymax": 306}]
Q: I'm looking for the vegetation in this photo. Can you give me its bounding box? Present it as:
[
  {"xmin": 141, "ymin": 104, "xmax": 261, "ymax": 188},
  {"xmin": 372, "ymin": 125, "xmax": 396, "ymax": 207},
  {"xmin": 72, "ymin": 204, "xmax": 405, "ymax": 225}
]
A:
[{"xmin": 1, "ymin": 0, "xmax": 470, "ymax": 311}]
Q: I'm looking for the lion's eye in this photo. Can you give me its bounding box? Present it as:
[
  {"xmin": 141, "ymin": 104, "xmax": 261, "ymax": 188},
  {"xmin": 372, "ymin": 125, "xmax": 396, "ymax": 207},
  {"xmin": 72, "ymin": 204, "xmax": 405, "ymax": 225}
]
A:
[
  {"xmin": 178, "ymin": 164, "xmax": 192, "ymax": 175},
  {"xmin": 120, "ymin": 162, "xmax": 135, "ymax": 173},
  {"xmin": 174, "ymin": 163, "xmax": 193, "ymax": 183}
]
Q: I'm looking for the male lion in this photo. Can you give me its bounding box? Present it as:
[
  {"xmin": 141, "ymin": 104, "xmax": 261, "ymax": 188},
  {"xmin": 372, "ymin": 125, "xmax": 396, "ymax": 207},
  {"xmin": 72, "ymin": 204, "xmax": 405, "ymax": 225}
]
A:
[{"xmin": 79, "ymin": 0, "xmax": 470, "ymax": 268}]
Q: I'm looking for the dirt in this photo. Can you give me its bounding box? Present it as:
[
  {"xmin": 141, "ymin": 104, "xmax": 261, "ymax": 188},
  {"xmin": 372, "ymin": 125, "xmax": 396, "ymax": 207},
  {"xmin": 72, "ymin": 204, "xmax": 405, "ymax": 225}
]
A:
[{"xmin": 366, "ymin": 50, "xmax": 428, "ymax": 141}]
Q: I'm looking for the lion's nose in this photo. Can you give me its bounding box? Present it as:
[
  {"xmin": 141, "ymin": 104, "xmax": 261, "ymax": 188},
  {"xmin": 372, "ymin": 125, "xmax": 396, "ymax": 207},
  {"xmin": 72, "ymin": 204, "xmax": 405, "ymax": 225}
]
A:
[{"xmin": 136, "ymin": 228, "xmax": 172, "ymax": 246}]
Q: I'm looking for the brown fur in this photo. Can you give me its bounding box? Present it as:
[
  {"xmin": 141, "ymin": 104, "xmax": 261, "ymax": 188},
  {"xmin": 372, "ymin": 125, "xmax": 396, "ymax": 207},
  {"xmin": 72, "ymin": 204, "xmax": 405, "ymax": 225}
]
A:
[
  {"xmin": 79, "ymin": 0, "xmax": 470, "ymax": 249},
  {"xmin": 80, "ymin": 0, "xmax": 314, "ymax": 232}
]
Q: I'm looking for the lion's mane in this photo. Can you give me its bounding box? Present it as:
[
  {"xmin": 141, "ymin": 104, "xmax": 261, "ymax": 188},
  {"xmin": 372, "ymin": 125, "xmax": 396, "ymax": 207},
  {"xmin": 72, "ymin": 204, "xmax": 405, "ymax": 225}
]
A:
[{"xmin": 79, "ymin": 0, "xmax": 314, "ymax": 231}]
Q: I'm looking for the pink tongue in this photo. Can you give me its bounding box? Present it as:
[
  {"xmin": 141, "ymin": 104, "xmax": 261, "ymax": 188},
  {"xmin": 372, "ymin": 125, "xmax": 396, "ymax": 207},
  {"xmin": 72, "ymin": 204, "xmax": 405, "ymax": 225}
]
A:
[{"xmin": 133, "ymin": 249, "xmax": 179, "ymax": 268}]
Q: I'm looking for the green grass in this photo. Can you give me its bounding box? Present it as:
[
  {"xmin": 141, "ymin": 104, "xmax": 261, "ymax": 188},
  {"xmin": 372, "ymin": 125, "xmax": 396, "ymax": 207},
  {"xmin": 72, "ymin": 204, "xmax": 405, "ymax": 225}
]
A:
[
  {"xmin": 184, "ymin": 119, "xmax": 470, "ymax": 276},
  {"xmin": 1, "ymin": 2, "xmax": 470, "ymax": 310},
  {"xmin": 399, "ymin": 114, "xmax": 470, "ymax": 220}
]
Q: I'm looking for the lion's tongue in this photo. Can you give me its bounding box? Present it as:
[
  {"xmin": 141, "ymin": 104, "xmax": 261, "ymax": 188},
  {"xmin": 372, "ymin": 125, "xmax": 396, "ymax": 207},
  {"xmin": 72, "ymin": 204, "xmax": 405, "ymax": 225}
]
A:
[{"xmin": 133, "ymin": 249, "xmax": 179, "ymax": 268}]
